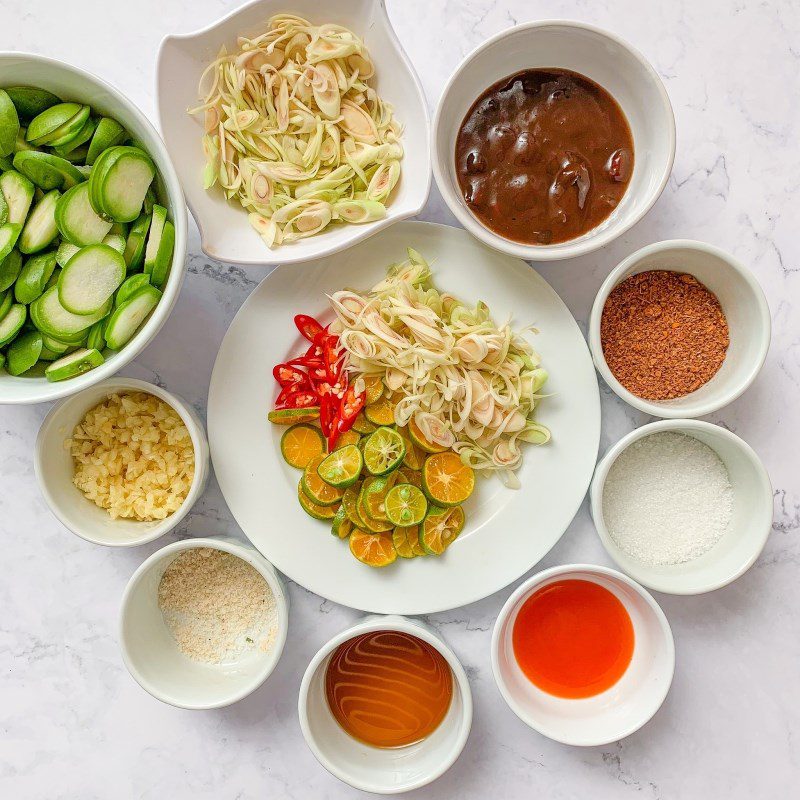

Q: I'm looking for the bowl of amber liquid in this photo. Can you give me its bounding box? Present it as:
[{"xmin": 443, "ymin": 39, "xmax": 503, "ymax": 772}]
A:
[{"xmin": 298, "ymin": 615, "xmax": 472, "ymax": 793}]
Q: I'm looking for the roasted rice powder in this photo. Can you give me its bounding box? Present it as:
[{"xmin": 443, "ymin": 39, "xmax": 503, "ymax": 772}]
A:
[{"xmin": 600, "ymin": 270, "xmax": 729, "ymax": 401}]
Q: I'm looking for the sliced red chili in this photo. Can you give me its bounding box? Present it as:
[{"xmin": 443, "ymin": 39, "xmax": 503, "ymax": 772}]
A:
[
  {"xmin": 286, "ymin": 390, "xmax": 318, "ymax": 409},
  {"xmin": 339, "ymin": 385, "xmax": 365, "ymax": 423},
  {"xmin": 319, "ymin": 394, "xmax": 337, "ymax": 436},
  {"xmin": 322, "ymin": 338, "xmax": 341, "ymax": 383},
  {"xmin": 273, "ymin": 363, "xmax": 308, "ymax": 388},
  {"xmin": 295, "ymin": 314, "xmax": 324, "ymax": 342}
]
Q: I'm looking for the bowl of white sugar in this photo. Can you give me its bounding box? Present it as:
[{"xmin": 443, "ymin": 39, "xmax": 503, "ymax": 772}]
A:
[
  {"xmin": 590, "ymin": 419, "xmax": 772, "ymax": 594},
  {"xmin": 119, "ymin": 537, "xmax": 288, "ymax": 708}
]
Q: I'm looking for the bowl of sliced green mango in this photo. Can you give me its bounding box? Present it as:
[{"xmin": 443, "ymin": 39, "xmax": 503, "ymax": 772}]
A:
[{"xmin": 0, "ymin": 52, "xmax": 187, "ymax": 403}]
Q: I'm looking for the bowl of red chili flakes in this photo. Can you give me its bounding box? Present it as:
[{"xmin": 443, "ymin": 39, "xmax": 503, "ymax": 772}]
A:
[{"xmin": 588, "ymin": 240, "xmax": 770, "ymax": 419}]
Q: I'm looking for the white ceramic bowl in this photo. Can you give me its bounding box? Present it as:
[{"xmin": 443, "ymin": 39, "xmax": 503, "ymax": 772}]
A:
[
  {"xmin": 432, "ymin": 20, "xmax": 675, "ymax": 261},
  {"xmin": 119, "ymin": 536, "xmax": 289, "ymax": 709},
  {"xmin": 492, "ymin": 564, "xmax": 674, "ymax": 746},
  {"xmin": 0, "ymin": 53, "xmax": 187, "ymax": 404},
  {"xmin": 35, "ymin": 377, "xmax": 209, "ymax": 547},
  {"xmin": 590, "ymin": 419, "xmax": 773, "ymax": 594},
  {"xmin": 298, "ymin": 614, "xmax": 472, "ymax": 794},
  {"xmin": 156, "ymin": 0, "xmax": 430, "ymax": 266},
  {"xmin": 589, "ymin": 240, "xmax": 771, "ymax": 418}
]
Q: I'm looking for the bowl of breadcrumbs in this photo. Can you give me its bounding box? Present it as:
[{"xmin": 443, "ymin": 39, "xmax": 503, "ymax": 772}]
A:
[{"xmin": 35, "ymin": 377, "xmax": 210, "ymax": 547}]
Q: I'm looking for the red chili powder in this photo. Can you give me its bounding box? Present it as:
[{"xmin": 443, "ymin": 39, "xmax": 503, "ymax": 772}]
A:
[{"xmin": 600, "ymin": 270, "xmax": 729, "ymax": 401}]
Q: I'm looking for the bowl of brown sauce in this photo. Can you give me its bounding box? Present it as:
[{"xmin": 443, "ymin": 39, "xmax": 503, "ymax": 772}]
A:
[{"xmin": 432, "ymin": 21, "xmax": 675, "ymax": 261}]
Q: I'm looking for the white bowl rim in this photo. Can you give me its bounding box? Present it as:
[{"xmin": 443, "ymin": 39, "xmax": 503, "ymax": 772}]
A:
[
  {"xmin": 154, "ymin": 0, "xmax": 431, "ymax": 267},
  {"xmin": 431, "ymin": 18, "xmax": 676, "ymax": 262},
  {"xmin": 34, "ymin": 377, "xmax": 207, "ymax": 548},
  {"xmin": 588, "ymin": 239, "xmax": 772, "ymax": 418},
  {"xmin": 118, "ymin": 536, "xmax": 289, "ymax": 709},
  {"xmin": 297, "ymin": 614, "xmax": 473, "ymax": 794},
  {"xmin": 589, "ymin": 418, "xmax": 774, "ymax": 594},
  {"xmin": 0, "ymin": 51, "xmax": 188, "ymax": 404},
  {"xmin": 490, "ymin": 562, "xmax": 675, "ymax": 746}
]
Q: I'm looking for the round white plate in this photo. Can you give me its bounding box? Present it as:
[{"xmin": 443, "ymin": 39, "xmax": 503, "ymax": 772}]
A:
[{"xmin": 208, "ymin": 222, "xmax": 600, "ymax": 614}]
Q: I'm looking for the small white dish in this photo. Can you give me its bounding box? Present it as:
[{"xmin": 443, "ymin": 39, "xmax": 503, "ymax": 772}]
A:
[
  {"xmin": 590, "ymin": 419, "xmax": 773, "ymax": 594},
  {"xmin": 432, "ymin": 20, "xmax": 675, "ymax": 261},
  {"xmin": 298, "ymin": 614, "xmax": 472, "ymax": 793},
  {"xmin": 156, "ymin": 0, "xmax": 430, "ymax": 266},
  {"xmin": 119, "ymin": 536, "xmax": 288, "ymax": 709},
  {"xmin": 589, "ymin": 239, "xmax": 771, "ymax": 418},
  {"xmin": 35, "ymin": 377, "xmax": 209, "ymax": 547},
  {"xmin": 492, "ymin": 564, "xmax": 675, "ymax": 746},
  {"xmin": 0, "ymin": 52, "xmax": 187, "ymax": 405},
  {"xmin": 207, "ymin": 221, "xmax": 600, "ymax": 614}
]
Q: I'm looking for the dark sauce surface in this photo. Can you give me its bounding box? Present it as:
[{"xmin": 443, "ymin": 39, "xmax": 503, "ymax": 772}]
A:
[{"xmin": 455, "ymin": 68, "xmax": 634, "ymax": 245}]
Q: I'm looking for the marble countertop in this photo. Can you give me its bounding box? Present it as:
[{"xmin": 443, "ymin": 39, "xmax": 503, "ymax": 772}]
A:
[{"xmin": 2, "ymin": 0, "xmax": 798, "ymax": 797}]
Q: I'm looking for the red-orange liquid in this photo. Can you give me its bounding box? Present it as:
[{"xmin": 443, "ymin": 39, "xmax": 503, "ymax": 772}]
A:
[
  {"xmin": 512, "ymin": 579, "xmax": 634, "ymax": 698},
  {"xmin": 325, "ymin": 630, "xmax": 453, "ymax": 748}
]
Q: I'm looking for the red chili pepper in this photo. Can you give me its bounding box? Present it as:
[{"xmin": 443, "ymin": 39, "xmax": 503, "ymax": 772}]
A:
[
  {"xmin": 319, "ymin": 394, "xmax": 337, "ymax": 436},
  {"xmin": 322, "ymin": 337, "xmax": 341, "ymax": 383},
  {"xmin": 273, "ymin": 363, "xmax": 308, "ymax": 388},
  {"xmin": 286, "ymin": 389, "xmax": 319, "ymax": 409},
  {"xmin": 339, "ymin": 384, "xmax": 365, "ymax": 423},
  {"xmin": 294, "ymin": 314, "xmax": 324, "ymax": 342}
]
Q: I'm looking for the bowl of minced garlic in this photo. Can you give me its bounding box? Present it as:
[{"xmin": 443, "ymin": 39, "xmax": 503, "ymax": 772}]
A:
[
  {"xmin": 35, "ymin": 378, "xmax": 209, "ymax": 547},
  {"xmin": 120, "ymin": 538, "xmax": 288, "ymax": 709},
  {"xmin": 589, "ymin": 240, "xmax": 770, "ymax": 418}
]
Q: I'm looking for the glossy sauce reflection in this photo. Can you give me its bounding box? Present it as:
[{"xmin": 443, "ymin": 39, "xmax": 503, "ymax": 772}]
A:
[{"xmin": 325, "ymin": 630, "xmax": 453, "ymax": 748}]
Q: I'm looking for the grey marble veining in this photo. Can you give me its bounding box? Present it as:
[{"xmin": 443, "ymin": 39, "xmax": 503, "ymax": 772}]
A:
[{"xmin": 1, "ymin": 0, "xmax": 799, "ymax": 797}]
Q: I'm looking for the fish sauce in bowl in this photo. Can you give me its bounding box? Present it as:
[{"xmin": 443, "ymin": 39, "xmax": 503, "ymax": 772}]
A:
[{"xmin": 325, "ymin": 630, "xmax": 453, "ymax": 748}]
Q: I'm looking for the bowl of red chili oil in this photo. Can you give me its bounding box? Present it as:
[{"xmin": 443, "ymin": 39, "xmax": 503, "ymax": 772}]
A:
[{"xmin": 491, "ymin": 564, "xmax": 674, "ymax": 746}]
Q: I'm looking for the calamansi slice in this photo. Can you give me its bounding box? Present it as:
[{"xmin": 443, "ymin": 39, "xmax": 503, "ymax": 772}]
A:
[
  {"xmin": 385, "ymin": 483, "xmax": 427, "ymax": 527},
  {"xmin": 396, "ymin": 467, "xmax": 423, "ymax": 488},
  {"xmin": 364, "ymin": 396, "xmax": 396, "ymax": 426},
  {"xmin": 302, "ymin": 454, "xmax": 345, "ymax": 505},
  {"xmin": 362, "ymin": 374, "xmax": 384, "ymax": 405},
  {"xmin": 331, "ymin": 506, "xmax": 354, "ymax": 538},
  {"xmin": 341, "ymin": 483, "xmax": 363, "ymax": 526},
  {"xmin": 398, "ymin": 426, "xmax": 426, "ymax": 470},
  {"xmin": 317, "ymin": 444, "xmax": 363, "ymax": 488},
  {"xmin": 352, "ymin": 411, "xmax": 377, "ymax": 435},
  {"xmin": 363, "ymin": 426, "xmax": 406, "ymax": 476},
  {"xmin": 349, "ymin": 529, "xmax": 397, "ymax": 567},
  {"xmin": 297, "ymin": 480, "xmax": 338, "ymax": 520},
  {"xmin": 406, "ymin": 417, "xmax": 447, "ymax": 453},
  {"xmin": 422, "ymin": 452, "xmax": 475, "ymax": 506},
  {"xmin": 280, "ymin": 423, "xmax": 325, "ymax": 469},
  {"xmin": 333, "ymin": 429, "xmax": 361, "ymax": 450},
  {"xmin": 393, "ymin": 525, "xmax": 425, "ymax": 558},
  {"xmin": 421, "ymin": 505, "xmax": 465, "ymax": 555}
]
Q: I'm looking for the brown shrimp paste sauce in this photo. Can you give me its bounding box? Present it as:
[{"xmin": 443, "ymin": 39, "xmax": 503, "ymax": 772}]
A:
[{"xmin": 455, "ymin": 68, "xmax": 634, "ymax": 244}]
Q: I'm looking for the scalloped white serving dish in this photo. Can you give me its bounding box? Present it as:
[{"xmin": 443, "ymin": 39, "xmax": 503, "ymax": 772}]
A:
[{"xmin": 156, "ymin": 0, "xmax": 430, "ymax": 266}]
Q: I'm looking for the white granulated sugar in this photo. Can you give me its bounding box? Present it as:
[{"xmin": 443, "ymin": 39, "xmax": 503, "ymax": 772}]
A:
[{"xmin": 602, "ymin": 431, "xmax": 733, "ymax": 566}]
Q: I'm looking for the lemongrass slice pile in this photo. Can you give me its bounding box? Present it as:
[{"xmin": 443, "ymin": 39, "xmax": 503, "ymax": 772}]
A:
[
  {"xmin": 328, "ymin": 249, "xmax": 551, "ymax": 488},
  {"xmin": 189, "ymin": 14, "xmax": 403, "ymax": 248}
]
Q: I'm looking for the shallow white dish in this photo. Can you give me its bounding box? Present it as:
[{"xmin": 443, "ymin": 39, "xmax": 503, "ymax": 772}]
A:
[
  {"xmin": 298, "ymin": 614, "xmax": 471, "ymax": 793},
  {"xmin": 432, "ymin": 20, "xmax": 675, "ymax": 261},
  {"xmin": 120, "ymin": 536, "xmax": 289, "ymax": 709},
  {"xmin": 0, "ymin": 52, "xmax": 187, "ymax": 404},
  {"xmin": 492, "ymin": 564, "xmax": 674, "ymax": 746},
  {"xmin": 588, "ymin": 240, "xmax": 771, "ymax": 418},
  {"xmin": 156, "ymin": 0, "xmax": 430, "ymax": 266},
  {"xmin": 207, "ymin": 221, "xmax": 600, "ymax": 614},
  {"xmin": 35, "ymin": 377, "xmax": 209, "ymax": 547},
  {"xmin": 590, "ymin": 419, "xmax": 773, "ymax": 594}
]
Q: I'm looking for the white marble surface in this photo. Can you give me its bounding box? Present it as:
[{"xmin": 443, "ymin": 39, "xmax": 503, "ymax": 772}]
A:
[{"xmin": 2, "ymin": 0, "xmax": 798, "ymax": 797}]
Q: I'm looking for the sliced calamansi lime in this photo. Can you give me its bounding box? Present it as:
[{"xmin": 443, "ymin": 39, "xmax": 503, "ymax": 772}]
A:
[
  {"xmin": 352, "ymin": 411, "xmax": 377, "ymax": 434},
  {"xmin": 362, "ymin": 374, "xmax": 384, "ymax": 405},
  {"xmin": 422, "ymin": 451, "xmax": 475, "ymax": 506},
  {"xmin": 421, "ymin": 505, "xmax": 465, "ymax": 555},
  {"xmin": 331, "ymin": 506, "xmax": 354, "ymax": 538},
  {"xmin": 364, "ymin": 396, "xmax": 396, "ymax": 426},
  {"xmin": 280, "ymin": 423, "xmax": 325, "ymax": 469},
  {"xmin": 349, "ymin": 529, "xmax": 397, "ymax": 567},
  {"xmin": 363, "ymin": 426, "xmax": 405, "ymax": 476},
  {"xmin": 341, "ymin": 483, "xmax": 363, "ymax": 526},
  {"xmin": 332, "ymin": 429, "xmax": 360, "ymax": 450},
  {"xmin": 302, "ymin": 454, "xmax": 345, "ymax": 505},
  {"xmin": 396, "ymin": 467, "xmax": 423, "ymax": 488},
  {"xmin": 385, "ymin": 483, "xmax": 427, "ymax": 527},
  {"xmin": 398, "ymin": 426, "xmax": 426, "ymax": 470},
  {"xmin": 357, "ymin": 476, "xmax": 395, "ymax": 531},
  {"xmin": 393, "ymin": 525, "xmax": 425, "ymax": 558},
  {"xmin": 297, "ymin": 480, "xmax": 338, "ymax": 520},
  {"xmin": 317, "ymin": 444, "xmax": 363, "ymax": 488},
  {"xmin": 268, "ymin": 407, "xmax": 320, "ymax": 425},
  {"xmin": 406, "ymin": 416, "xmax": 448, "ymax": 453}
]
